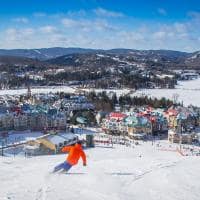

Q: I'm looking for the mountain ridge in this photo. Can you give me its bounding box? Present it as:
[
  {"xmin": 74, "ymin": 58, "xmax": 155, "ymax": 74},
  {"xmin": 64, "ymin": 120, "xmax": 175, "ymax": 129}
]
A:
[
  {"xmin": 0, "ymin": 47, "xmax": 194, "ymax": 60},
  {"xmin": 0, "ymin": 47, "xmax": 199, "ymax": 69}
]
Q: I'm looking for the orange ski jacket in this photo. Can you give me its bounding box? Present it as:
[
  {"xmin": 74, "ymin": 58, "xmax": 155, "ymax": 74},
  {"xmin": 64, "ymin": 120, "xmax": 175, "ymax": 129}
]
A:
[{"xmin": 61, "ymin": 143, "xmax": 86, "ymax": 166}]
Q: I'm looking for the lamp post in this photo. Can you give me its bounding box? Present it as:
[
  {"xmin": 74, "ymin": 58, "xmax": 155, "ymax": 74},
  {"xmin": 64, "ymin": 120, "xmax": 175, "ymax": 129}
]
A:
[
  {"xmin": 1, "ymin": 140, "xmax": 4, "ymax": 156},
  {"xmin": 151, "ymin": 122, "xmax": 153, "ymax": 146},
  {"xmin": 179, "ymin": 120, "xmax": 183, "ymax": 151}
]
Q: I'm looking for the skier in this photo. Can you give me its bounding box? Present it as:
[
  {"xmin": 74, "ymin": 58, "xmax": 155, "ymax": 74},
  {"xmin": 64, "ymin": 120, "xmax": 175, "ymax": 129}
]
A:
[{"xmin": 53, "ymin": 141, "xmax": 87, "ymax": 173}]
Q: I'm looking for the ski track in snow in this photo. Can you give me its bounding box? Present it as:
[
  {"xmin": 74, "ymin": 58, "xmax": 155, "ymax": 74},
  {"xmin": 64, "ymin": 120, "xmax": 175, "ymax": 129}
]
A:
[{"xmin": 1, "ymin": 142, "xmax": 200, "ymax": 200}]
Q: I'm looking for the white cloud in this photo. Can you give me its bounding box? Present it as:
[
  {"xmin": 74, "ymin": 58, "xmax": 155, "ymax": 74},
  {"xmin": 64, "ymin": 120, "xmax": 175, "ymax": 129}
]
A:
[
  {"xmin": 39, "ymin": 26, "xmax": 57, "ymax": 34},
  {"xmin": 188, "ymin": 11, "xmax": 200, "ymax": 19},
  {"xmin": 33, "ymin": 12, "xmax": 46, "ymax": 17},
  {"xmin": 157, "ymin": 8, "xmax": 167, "ymax": 16},
  {"xmin": 5, "ymin": 28, "xmax": 18, "ymax": 41},
  {"xmin": 23, "ymin": 28, "xmax": 34, "ymax": 35},
  {"xmin": 94, "ymin": 7, "xmax": 124, "ymax": 18},
  {"xmin": 1, "ymin": 9, "xmax": 200, "ymax": 52},
  {"xmin": 93, "ymin": 19, "xmax": 117, "ymax": 31},
  {"xmin": 151, "ymin": 22, "xmax": 190, "ymax": 42},
  {"xmin": 152, "ymin": 31, "xmax": 166, "ymax": 40},
  {"xmin": 118, "ymin": 31, "xmax": 145, "ymax": 42},
  {"xmin": 174, "ymin": 23, "xmax": 187, "ymax": 33},
  {"xmin": 61, "ymin": 18, "xmax": 116, "ymax": 32},
  {"xmin": 66, "ymin": 10, "xmax": 86, "ymax": 17},
  {"xmin": 5, "ymin": 28, "xmax": 34, "ymax": 42},
  {"xmin": 12, "ymin": 17, "xmax": 29, "ymax": 23},
  {"xmin": 61, "ymin": 18, "xmax": 78, "ymax": 27},
  {"xmin": 2, "ymin": 28, "xmax": 36, "ymax": 48}
]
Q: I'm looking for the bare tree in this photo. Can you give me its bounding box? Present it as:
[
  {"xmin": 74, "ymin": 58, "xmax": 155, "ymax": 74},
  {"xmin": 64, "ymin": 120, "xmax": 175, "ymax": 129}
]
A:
[{"xmin": 172, "ymin": 93, "xmax": 179, "ymax": 104}]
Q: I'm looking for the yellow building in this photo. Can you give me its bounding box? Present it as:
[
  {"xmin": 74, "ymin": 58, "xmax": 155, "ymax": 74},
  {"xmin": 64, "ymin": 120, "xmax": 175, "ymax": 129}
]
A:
[
  {"xmin": 168, "ymin": 129, "xmax": 197, "ymax": 144},
  {"xmin": 27, "ymin": 133, "xmax": 78, "ymax": 154}
]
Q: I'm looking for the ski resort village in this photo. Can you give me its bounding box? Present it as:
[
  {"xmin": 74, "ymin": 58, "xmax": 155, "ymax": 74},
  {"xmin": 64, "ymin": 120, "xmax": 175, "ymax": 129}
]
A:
[
  {"xmin": 1, "ymin": 0, "xmax": 200, "ymax": 198},
  {"xmin": 0, "ymin": 76, "xmax": 200, "ymax": 200}
]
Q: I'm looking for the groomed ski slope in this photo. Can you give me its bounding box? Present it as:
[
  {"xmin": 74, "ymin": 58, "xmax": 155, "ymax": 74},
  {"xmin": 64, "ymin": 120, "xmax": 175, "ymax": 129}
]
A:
[{"xmin": 1, "ymin": 142, "xmax": 200, "ymax": 200}]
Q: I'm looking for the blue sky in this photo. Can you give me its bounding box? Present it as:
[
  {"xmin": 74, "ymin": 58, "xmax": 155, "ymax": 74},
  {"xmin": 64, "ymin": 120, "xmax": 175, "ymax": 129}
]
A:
[{"xmin": 0, "ymin": 0, "xmax": 200, "ymax": 51}]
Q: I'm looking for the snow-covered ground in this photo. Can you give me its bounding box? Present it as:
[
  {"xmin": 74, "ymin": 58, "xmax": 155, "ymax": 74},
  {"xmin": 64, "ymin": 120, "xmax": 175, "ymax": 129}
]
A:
[
  {"xmin": 0, "ymin": 131, "xmax": 43, "ymax": 147},
  {"xmin": 134, "ymin": 78, "xmax": 200, "ymax": 106},
  {"xmin": 1, "ymin": 141, "xmax": 200, "ymax": 200},
  {"xmin": 0, "ymin": 78, "xmax": 200, "ymax": 106},
  {"xmin": 83, "ymin": 78, "xmax": 200, "ymax": 106},
  {"xmin": 82, "ymin": 88, "xmax": 132, "ymax": 97},
  {"xmin": 0, "ymin": 86, "xmax": 76, "ymax": 96}
]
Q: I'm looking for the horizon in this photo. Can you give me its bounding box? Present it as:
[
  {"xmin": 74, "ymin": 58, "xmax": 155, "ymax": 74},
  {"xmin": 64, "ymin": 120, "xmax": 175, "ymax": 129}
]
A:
[
  {"xmin": 0, "ymin": 0, "xmax": 200, "ymax": 52},
  {"xmin": 0, "ymin": 46, "xmax": 196, "ymax": 53}
]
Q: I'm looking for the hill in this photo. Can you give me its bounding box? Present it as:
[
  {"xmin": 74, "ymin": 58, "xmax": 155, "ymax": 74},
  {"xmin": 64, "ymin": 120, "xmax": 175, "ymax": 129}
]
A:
[
  {"xmin": 0, "ymin": 47, "xmax": 98, "ymax": 60},
  {"xmin": 0, "ymin": 48, "xmax": 199, "ymax": 69},
  {"xmin": 1, "ymin": 141, "xmax": 200, "ymax": 200}
]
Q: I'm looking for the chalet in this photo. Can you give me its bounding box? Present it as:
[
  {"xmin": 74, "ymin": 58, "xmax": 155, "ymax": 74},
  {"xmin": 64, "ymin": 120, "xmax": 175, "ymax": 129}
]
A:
[
  {"xmin": 180, "ymin": 72, "xmax": 199, "ymax": 80},
  {"xmin": 165, "ymin": 106, "xmax": 197, "ymax": 132},
  {"xmin": 13, "ymin": 114, "xmax": 28, "ymax": 131},
  {"xmin": 102, "ymin": 112, "xmax": 127, "ymax": 135},
  {"xmin": 28, "ymin": 132, "xmax": 78, "ymax": 154},
  {"xmin": 0, "ymin": 113, "xmax": 13, "ymax": 131},
  {"xmin": 168, "ymin": 129, "xmax": 197, "ymax": 144},
  {"xmin": 124, "ymin": 115, "xmax": 152, "ymax": 139},
  {"xmin": 148, "ymin": 110, "xmax": 168, "ymax": 134},
  {"xmin": 166, "ymin": 106, "xmax": 199, "ymax": 144}
]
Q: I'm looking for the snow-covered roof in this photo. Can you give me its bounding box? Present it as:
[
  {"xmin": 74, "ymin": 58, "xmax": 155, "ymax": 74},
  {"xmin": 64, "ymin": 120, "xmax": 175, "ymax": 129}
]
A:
[
  {"xmin": 74, "ymin": 128, "xmax": 97, "ymax": 135},
  {"xmin": 109, "ymin": 112, "xmax": 127, "ymax": 120},
  {"xmin": 46, "ymin": 133, "xmax": 77, "ymax": 145}
]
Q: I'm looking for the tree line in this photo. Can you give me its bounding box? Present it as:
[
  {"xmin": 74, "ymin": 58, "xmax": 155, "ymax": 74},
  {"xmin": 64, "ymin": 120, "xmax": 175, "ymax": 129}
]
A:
[{"xmin": 86, "ymin": 91, "xmax": 174, "ymax": 112}]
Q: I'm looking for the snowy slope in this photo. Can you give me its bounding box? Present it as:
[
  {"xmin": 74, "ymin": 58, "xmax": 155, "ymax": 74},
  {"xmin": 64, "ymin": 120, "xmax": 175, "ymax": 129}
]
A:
[{"xmin": 1, "ymin": 142, "xmax": 200, "ymax": 200}]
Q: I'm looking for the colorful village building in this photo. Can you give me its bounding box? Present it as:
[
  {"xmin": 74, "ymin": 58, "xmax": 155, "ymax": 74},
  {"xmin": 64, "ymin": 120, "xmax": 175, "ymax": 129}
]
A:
[
  {"xmin": 166, "ymin": 106, "xmax": 198, "ymax": 144},
  {"xmin": 100, "ymin": 106, "xmax": 200, "ymax": 142},
  {"xmin": 124, "ymin": 114, "xmax": 152, "ymax": 139},
  {"xmin": 27, "ymin": 132, "xmax": 78, "ymax": 155},
  {"xmin": 137, "ymin": 108, "xmax": 168, "ymax": 135},
  {"xmin": 101, "ymin": 112, "xmax": 127, "ymax": 135}
]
